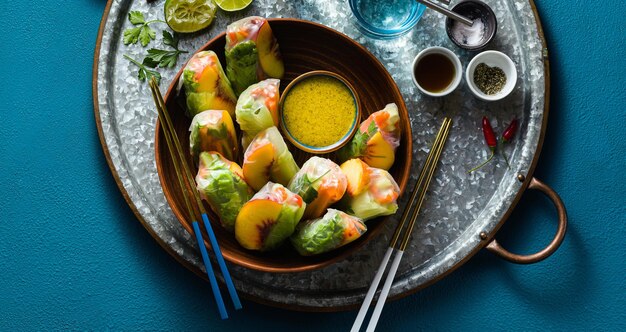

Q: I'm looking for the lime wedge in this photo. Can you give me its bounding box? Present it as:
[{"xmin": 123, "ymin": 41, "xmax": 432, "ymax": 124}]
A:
[
  {"xmin": 164, "ymin": 0, "xmax": 217, "ymax": 33},
  {"xmin": 215, "ymin": 0, "xmax": 253, "ymax": 12}
]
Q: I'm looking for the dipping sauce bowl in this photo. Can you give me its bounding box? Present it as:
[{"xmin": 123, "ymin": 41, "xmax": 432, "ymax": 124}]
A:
[
  {"xmin": 279, "ymin": 71, "xmax": 361, "ymax": 154},
  {"xmin": 412, "ymin": 46, "xmax": 463, "ymax": 97}
]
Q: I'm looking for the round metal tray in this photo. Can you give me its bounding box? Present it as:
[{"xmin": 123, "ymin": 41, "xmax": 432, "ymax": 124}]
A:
[{"xmin": 93, "ymin": 0, "xmax": 566, "ymax": 311}]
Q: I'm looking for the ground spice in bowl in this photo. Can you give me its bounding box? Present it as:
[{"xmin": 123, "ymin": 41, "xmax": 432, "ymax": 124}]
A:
[{"xmin": 473, "ymin": 63, "xmax": 506, "ymax": 95}]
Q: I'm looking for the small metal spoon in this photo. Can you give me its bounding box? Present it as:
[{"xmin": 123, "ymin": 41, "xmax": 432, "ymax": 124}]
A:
[{"xmin": 416, "ymin": 0, "xmax": 474, "ymax": 26}]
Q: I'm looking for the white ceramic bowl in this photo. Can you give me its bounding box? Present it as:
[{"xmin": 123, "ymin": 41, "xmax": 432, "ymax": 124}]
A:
[
  {"xmin": 412, "ymin": 46, "xmax": 462, "ymax": 97},
  {"xmin": 466, "ymin": 50, "xmax": 517, "ymax": 101}
]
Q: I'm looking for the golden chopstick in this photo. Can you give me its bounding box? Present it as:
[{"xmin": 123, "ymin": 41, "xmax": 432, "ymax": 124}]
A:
[{"xmin": 352, "ymin": 117, "xmax": 452, "ymax": 332}]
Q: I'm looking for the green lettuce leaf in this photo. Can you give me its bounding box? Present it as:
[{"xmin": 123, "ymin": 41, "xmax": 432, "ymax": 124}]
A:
[
  {"xmin": 225, "ymin": 40, "xmax": 259, "ymax": 95},
  {"xmin": 196, "ymin": 153, "xmax": 252, "ymax": 230}
]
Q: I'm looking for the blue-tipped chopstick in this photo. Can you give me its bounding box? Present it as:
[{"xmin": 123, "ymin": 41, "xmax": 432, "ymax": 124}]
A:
[{"xmin": 149, "ymin": 78, "xmax": 241, "ymax": 319}]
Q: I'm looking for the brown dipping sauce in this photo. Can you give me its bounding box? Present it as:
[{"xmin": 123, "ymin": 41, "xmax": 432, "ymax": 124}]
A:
[{"xmin": 414, "ymin": 53, "xmax": 456, "ymax": 93}]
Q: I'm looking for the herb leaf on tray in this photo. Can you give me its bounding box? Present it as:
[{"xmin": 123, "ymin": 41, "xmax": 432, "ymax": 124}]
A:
[
  {"xmin": 124, "ymin": 54, "xmax": 162, "ymax": 84},
  {"xmin": 144, "ymin": 31, "xmax": 188, "ymax": 69},
  {"xmin": 123, "ymin": 10, "xmax": 165, "ymax": 46}
]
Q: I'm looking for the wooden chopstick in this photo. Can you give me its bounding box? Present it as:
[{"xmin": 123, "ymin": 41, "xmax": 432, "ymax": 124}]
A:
[
  {"xmin": 149, "ymin": 78, "xmax": 242, "ymax": 319},
  {"xmin": 351, "ymin": 118, "xmax": 452, "ymax": 332}
]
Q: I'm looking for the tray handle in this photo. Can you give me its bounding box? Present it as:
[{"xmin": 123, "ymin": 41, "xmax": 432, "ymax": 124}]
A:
[{"xmin": 486, "ymin": 177, "xmax": 567, "ymax": 264}]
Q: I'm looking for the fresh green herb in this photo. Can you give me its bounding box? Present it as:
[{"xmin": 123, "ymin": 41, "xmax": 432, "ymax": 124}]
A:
[
  {"xmin": 290, "ymin": 170, "xmax": 331, "ymax": 203},
  {"xmin": 340, "ymin": 121, "xmax": 377, "ymax": 160},
  {"xmin": 143, "ymin": 31, "xmax": 188, "ymax": 68},
  {"xmin": 123, "ymin": 11, "xmax": 166, "ymax": 46},
  {"xmin": 124, "ymin": 54, "xmax": 161, "ymax": 84}
]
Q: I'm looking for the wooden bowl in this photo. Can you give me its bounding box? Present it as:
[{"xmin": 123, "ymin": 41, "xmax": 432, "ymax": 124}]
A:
[{"xmin": 155, "ymin": 18, "xmax": 412, "ymax": 273}]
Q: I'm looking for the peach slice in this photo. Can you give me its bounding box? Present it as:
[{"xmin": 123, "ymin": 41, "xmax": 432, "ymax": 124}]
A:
[
  {"xmin": 363, "ymin": 132, "xmax": 396, "ymax": 170},
  {"xmin": 235, "ymin": 199, "xmax": 283, "ymax": 250},
  {"xmin": 242, "ymin": 142, "xmax": 274, "ymax": 191},
  {"xmin": 256, "ymin": 21, "xmax": 284, "ymax": 79},
  {"xmin": 341, "ymin": 159, "xmax": 371, "ymax": 196}
]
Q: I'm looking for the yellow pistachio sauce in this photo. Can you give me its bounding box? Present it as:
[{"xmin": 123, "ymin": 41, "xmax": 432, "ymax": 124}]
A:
[{"xmin": 282, "ymin": 76, "xmax": 356, "ymax": 147}]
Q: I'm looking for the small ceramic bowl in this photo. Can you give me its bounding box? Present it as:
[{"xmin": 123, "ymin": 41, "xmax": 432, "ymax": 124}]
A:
[
  {"xmin": 412, "ymin": 46, "xmax": 463, "ymax": 97},
  {"xmin": 466, "ymin": 50, "xmax": 517, "ymax": 101},
  {"xmin": 279, "ymin": 70, "xmax": 361, "ymax": 154},
  {"xmin": 445, "ymin": 0, "xmax": 497, "ymax": 51}
]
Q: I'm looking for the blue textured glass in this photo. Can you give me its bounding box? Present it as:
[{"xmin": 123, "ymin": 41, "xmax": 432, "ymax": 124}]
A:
[{"xmin": 349, "ymin": 0, "xmax": 426, "ymax": 39}]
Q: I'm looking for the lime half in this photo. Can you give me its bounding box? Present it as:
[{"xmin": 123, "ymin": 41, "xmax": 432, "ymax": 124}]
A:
[
  {"xmin": 215, "ymin": 0, "xmax": 253, "ymax": 12},
  {"xmin": 164, "ymin": 0, "xmax": 217, "ymax": 33}
]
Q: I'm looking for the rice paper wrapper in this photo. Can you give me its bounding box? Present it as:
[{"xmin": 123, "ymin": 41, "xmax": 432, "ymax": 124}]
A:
[
  {"xmin": 225, "ymin": 16, "xmax": 285, "ymax": 95},
  {"xmin": 181, "ymin": 51, "xmax": 237, "ymax": 117},
  {"xmin": 290, "ymin": 209, "xmax": 366, "ymax": 256},
  {"xmin": 196, "ymin": 152, "xmax": 253, "ymax": 230},
  {"xmin": 235, "ymin": 79, "xmax": 280, "ymax": 150},
  {"xmin": 342, "ymin": 167, "xmax": 400, "ymax": 221},
  {"xmin": 288, "ymin": 157, "xmax": 347, "ymax": 219},
  {"xmin": 337, "ymin": 103, "xmax": 401, "ymax": 169},
  {"xmin": 252, "ymin": 182, "xmax": 306, "ymax": 248},
  {"xmin": 189, "ymin": 110, "xmax": 239, "ymax": 161}
]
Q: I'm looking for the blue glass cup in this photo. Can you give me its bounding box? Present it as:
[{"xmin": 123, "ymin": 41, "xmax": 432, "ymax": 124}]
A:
[{"xmin": 349, "ymin": 0, "xmax": 426, "ymax": 39}]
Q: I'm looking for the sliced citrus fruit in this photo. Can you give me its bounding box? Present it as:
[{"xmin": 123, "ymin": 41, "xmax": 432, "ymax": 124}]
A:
[
  {"xmin": 215, "ymin": 0, "xmax": 253, "ymax": 12},
  {"xmin": 164, "ymin": 0, "xmax": 217, "ymax": 33}
]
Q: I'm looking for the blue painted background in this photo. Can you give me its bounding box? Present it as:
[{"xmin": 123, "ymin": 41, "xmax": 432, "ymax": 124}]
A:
[{"xmin": 0, "ymin": 0, "xmax": 624, "ymax": 330}]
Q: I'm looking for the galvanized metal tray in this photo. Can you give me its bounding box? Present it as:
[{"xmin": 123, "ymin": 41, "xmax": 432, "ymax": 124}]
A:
[{"xmin": 93, "ymin": 0, "xmax": 566, "ymax": 310}]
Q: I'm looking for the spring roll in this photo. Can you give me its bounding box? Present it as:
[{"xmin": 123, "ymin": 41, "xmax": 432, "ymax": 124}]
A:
[
  {"xmin": 339, "ymin": 162, "xmax": 400, "ymax": 221},
  {"xmin": 235, "ymin": 182, "xmax": 306, "ymax": 251},
  {"xmin": 235, "ymin": 78, "xmax": 280, "ymax": 150},
  {"xmin": 196, "ymin": 152, "xmax": 253, "ymax": 230},
  {"xmin": 181, "ymin": 51, "xmax": 237, "ymax": 118},
  {"xmin": 288, "ymin": 157, "xmax": 347, "ymax": 219},
  {"xmin": 189, "ymin": 110, "xmax": 239, "ymax": 162},
  {"xmin": 290, "ymin": 209, "xmax": 367, "ymax": 256},
  {"xmin": 242, "ymin": 126, "xmax": 299, "ymax": 191},
  {"xmin": 338, "ymin": 103, "xmax": 401, "ymax": 170},
  {"xmin": 225, "ymin": 16, "xmax": 285, "ymax": 95}
]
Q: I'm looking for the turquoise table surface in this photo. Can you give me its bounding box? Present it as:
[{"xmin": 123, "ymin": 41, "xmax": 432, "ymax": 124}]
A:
[{"xmin": 0, "ymin": 0, "xmax": 624, "ymax": 330}]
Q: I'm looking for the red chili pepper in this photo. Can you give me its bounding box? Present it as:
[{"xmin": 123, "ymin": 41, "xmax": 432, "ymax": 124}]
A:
[
  {"xmin": 500, "ymin": 119, "xmax": 518, "ymax": 167},
  {"xmin": 502, "ymin": 119, "xmax": 518, "ymax": 142},
  {"xmin": 468, "ymin": 117, "xmax": 497, "ymax": 173},
  {"xmin": 483, "ymin": 116, "xmax": 497, "ymax": 151}
]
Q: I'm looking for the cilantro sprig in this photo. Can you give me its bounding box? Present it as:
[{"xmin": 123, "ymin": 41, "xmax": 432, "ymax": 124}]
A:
[
  {"xmin": 143, "ymin": 31, "xmax": 188, "ymax": 69},
  {"xmin": 123, "ymin": 11, "xmax": 166, "ymax": 46},
  {"xmin": 291, "ymin": 170, "xmax": 331, "ymax": 203},
  {"xmin": 123, "ymin": 54, "xmax": 162, "ymax": 84}
]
